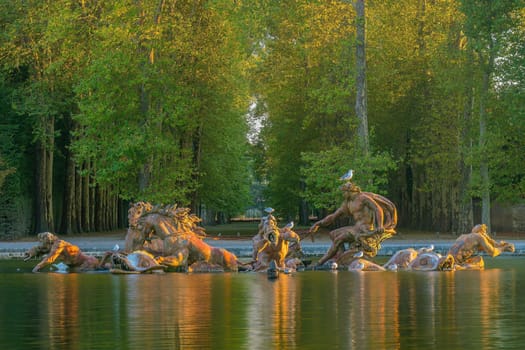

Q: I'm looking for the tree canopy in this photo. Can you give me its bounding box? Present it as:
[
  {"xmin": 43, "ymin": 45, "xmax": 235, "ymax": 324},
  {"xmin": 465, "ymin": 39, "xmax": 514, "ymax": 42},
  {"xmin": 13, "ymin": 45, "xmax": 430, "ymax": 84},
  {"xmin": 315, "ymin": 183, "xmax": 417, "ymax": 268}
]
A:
[{"xmin": 0, "ymin": 0, "xmax": 524, "ymax": 236}]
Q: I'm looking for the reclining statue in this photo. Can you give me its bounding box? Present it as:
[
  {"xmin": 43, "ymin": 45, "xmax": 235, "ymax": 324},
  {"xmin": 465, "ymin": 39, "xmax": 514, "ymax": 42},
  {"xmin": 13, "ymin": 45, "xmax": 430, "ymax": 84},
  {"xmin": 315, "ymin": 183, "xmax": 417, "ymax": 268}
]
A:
[
  {"xmin": 99, "ymin": 250, "xmax": 167, "ymax": 274},
  {"xmin": 447, "ymin": 224, "xmax": 515, "ymax": 270},
  {"xmin": 25, "ymin": 232, "xmax": 99, "ymax": 273},
  {"xmin": 309, "ymin": 170, "xmax": 397, "ymax": 266}
]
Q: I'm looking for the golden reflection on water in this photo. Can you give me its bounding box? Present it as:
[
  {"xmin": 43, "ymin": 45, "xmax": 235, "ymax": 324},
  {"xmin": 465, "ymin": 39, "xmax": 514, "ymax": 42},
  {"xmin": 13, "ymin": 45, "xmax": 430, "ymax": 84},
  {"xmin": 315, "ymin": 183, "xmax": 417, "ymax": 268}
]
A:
[
  {"xmin": 43, "ymin": 273, "xmax": 80, "ymax": 349},
  {"xmin": 348, "ymin": 271, "xmax": 401, "ymax": 349},
  {"xmin": 124, "ymin": 273, "xmax": 217, "ymax": 348},
  {"xmin": 24, "ymin": 261, "xmax": 523, "ymax": 349}
]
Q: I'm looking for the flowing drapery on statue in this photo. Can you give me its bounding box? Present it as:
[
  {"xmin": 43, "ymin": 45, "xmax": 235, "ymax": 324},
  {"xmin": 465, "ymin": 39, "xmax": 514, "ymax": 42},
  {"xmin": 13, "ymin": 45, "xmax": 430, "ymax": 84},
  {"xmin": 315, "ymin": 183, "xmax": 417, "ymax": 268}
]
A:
[{"xmin": 309, "ymin": 170, "xmax": 398, "ymax": 266}]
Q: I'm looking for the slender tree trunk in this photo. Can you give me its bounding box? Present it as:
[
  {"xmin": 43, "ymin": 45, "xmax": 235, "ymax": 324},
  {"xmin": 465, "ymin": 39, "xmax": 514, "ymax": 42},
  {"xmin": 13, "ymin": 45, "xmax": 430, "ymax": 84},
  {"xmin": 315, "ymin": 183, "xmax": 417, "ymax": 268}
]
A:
[
  {"xmin": 478, "ymin": 40, "xmax": 495, "ymax": 231},
  {"xmin": 479, "ymin": 66, "xmax": 491, "ymax": 230},
  {"xmin": 89, "ymin": 174, "xmax": 96, "ymax": 232},
  {"xmin": 75, "ymin": 167, "xmax": 83, "ymax": 232},
  {"xmin": 35, "ymin": 116, "xmax": 55, "ymax": 233},
  {"xmin": 353, "ymin": 0, "xmax": 369, "ymax": 155},
  {"xmin": 61, "ymin": 147, "xmax": 77, "ymax": 234},
  {"xmin": 457, "ymin": 49, "xmax": 475, "ymax": 234},
  {"xmin": 82, "ymin": 161, "xmax": 90, "ymax": 231}
]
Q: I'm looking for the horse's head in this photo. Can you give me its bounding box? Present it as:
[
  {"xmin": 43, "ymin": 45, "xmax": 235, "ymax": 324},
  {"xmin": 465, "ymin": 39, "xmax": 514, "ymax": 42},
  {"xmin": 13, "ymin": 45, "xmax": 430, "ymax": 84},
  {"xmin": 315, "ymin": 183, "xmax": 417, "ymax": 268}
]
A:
[{"xmin": 128, "ymin": 201, "xmax": 153, "ymax": 228}]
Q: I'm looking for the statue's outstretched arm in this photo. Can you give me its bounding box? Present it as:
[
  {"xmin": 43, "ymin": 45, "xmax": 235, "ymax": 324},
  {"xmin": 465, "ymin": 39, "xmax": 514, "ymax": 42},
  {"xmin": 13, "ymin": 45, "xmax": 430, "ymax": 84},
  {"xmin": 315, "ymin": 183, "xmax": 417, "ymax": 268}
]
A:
[
  {"xmin": 32, "ymin": 242, "xmax": 65, "ymax": 272},
  {"xmin": 311, "ymin": 206, "xmax": 345, "ymax": 232}
]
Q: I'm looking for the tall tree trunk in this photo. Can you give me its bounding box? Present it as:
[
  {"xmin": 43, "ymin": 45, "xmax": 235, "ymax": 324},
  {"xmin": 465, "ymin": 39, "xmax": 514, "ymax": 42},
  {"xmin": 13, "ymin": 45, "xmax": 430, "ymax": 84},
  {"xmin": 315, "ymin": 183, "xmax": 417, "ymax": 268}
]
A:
[
  {"xmin": 75, "ymin": 167, "xmax": 83, "ymax": 232},
  {"xmin": 61, "ymin": 147, "xmax": 77, "ymax": 234},
  {"xmin": 479, "ymin": 66, "xmax": 491, "ymax": 231},
  {"xmin": 353, "ymin": 0, "xmax": 369, "ymax": 155},
  {"xmin": 81, "ymin": 161, "xmax": 90, "ymax": 231},
  {"xmin": 457, "ymin": 49, "xmax": 475, "ymax": 234},
  {"xmin": 34, "ymin": 116, "xmax": 55, "ymax": 233},
  {"xmin": 89, "ymin": 173, "xmax": 96, "ymax": 232},
  {"xmin": 478, "ymin": 40, "xmax": 495, "ymax": 231}
]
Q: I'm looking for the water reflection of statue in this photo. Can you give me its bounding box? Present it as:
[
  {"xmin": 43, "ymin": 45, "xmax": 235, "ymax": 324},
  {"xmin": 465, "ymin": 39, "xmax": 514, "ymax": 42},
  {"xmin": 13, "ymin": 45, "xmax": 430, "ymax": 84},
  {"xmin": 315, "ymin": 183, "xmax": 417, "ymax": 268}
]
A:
[
  {"xmin": 310, "ymin": 170, "xmax": 397, "ymax": 265},
  {"xmin": 447, "ymin": 224, "xmax": 515, "ymax": 270},
  {"xmin": 25, "ymin": 232, "xmax": 99, "ymax": 273}
]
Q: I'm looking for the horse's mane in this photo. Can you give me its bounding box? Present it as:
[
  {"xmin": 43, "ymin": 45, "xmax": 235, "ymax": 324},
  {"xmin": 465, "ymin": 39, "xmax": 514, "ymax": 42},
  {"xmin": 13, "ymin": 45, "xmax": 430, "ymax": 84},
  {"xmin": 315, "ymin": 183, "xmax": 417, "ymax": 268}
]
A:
[{"xmin": 134, "ymin": 202, "xmax": 206, "ymax": 237}]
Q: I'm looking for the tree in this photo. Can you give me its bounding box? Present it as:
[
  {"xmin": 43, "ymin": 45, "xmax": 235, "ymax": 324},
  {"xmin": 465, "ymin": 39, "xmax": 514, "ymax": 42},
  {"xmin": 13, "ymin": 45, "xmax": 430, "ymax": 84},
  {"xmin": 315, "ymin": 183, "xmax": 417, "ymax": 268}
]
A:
[
  {"xmin": 459, "ymin": 0, "xmax": 524, "ymax": 231},
  {"xmin": 353, "ymin": 0, "xmax": 369, "ymax": 155}
]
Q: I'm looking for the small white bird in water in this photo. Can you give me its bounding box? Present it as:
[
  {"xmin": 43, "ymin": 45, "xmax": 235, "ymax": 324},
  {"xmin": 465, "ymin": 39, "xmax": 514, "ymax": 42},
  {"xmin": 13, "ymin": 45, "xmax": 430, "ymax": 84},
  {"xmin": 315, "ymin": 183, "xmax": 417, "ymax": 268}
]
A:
[
  {"xmin": 52, "ymin": 262, "xmax": 69, "ymax": 273},
  {"xmin": 329, "ymin": 262, "xmax": 338, "ymax": 270}
]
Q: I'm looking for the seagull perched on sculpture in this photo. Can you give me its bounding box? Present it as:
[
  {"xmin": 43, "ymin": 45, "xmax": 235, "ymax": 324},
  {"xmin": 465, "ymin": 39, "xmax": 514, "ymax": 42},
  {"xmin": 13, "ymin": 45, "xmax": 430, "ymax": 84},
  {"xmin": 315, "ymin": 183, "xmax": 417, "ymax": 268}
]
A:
[
  {"xmin": 264, "ymin": 207, "xmax": 274, "ymax": 214},
  {"xmin": 340, "ymin": 169, "xmax": 354, "ymax": 181}
]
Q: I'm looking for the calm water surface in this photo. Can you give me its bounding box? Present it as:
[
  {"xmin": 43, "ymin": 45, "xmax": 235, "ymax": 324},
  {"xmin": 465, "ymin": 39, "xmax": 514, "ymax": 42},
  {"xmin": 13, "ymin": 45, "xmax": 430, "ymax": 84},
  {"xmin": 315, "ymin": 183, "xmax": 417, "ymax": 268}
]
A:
[{"xmin": 1, "ymin": 257, "xmax": 524, "ymax": 349}]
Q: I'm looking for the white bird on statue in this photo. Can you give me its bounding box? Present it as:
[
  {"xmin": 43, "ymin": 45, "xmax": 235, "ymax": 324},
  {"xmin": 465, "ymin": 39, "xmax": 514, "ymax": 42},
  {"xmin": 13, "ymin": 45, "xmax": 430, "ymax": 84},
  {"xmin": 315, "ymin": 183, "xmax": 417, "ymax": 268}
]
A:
[
  {"xmin": 340, "ymin": 169, "xmax": 354, "ymax": 181},
  {"xmin": 264, "ymin": 207, "xmax": 275, "ymax": 214}
]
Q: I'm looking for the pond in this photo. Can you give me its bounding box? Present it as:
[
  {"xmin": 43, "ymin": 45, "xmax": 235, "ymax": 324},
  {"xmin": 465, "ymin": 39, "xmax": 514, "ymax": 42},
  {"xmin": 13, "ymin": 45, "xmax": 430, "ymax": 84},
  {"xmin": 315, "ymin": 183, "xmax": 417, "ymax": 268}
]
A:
[{"xmin": 1, "ymin": 257, "xmax": 525, "ymax": 349}]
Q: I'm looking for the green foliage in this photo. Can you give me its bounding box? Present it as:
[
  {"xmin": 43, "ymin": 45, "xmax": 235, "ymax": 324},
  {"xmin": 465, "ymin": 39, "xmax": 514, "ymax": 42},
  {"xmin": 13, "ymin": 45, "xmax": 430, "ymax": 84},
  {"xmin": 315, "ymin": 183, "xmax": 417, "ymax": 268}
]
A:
[
  {"xmin": 301, "ymin": 143, "xmax": 397, "ymax": 210},
  {"xmin": 2, "ymin": 0, "xmax": 525, "ymax": 233},
  {"xmin": 70, "ymin": 0, "xmax": 252, "ymax": 208}
]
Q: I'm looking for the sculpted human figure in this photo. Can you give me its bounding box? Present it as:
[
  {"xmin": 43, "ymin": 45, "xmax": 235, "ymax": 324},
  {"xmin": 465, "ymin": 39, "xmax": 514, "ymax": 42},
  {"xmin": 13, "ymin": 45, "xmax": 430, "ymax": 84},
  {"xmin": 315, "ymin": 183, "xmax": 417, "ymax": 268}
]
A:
[
  {"xmin": 252, "ymin": 207, "xmax": 279, "ymax": 261},
  {"xmin": 447, "ymin": 224, "xmax": 515, "ymax": 270},
  {"xmin": 99, "ymin": 250, "xmax": 167, "ymax": 274},
  {"xmin": 25, "ymin": 232, "xmax": 99, "ymax": 273},
  {"xmin": 310, "ymin": 171, "xmax": 397, "ymax": 265},
  {"xmin": 253, "ymin": 221, "xmax": 302, "ymax": 272}
]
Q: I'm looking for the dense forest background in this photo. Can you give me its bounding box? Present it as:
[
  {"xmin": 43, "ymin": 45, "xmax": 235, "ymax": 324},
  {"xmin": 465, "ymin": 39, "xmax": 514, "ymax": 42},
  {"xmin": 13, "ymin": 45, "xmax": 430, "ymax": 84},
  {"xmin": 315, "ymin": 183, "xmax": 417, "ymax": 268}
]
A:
[{"xmin": 0, "ymin": 0, "xmax": 524, "ymax": 238}]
